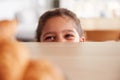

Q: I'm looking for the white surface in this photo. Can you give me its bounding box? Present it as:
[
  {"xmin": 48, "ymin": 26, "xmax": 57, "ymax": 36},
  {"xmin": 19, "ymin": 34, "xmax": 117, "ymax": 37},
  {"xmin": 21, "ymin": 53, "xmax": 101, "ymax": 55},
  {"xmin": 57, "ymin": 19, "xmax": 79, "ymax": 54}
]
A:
[{"xmin": 22, "ymin": 42, "xmax": 120, "ymax": 80}]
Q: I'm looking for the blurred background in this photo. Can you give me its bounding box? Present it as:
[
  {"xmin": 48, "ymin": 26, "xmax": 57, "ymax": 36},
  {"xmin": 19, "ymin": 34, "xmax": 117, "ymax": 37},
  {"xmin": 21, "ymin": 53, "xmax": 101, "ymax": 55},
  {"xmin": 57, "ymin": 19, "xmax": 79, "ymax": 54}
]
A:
[{"xmin": 0, "ymin": 0, "xmax": 120, "ymax": 41}]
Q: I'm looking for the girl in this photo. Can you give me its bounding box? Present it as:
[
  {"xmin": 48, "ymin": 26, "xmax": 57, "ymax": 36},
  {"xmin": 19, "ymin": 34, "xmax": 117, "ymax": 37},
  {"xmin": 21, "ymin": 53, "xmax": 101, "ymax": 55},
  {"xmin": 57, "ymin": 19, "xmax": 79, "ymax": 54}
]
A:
[{"xmin": 36, "ymin": 8, "xmax": 85, "ymax": 42}]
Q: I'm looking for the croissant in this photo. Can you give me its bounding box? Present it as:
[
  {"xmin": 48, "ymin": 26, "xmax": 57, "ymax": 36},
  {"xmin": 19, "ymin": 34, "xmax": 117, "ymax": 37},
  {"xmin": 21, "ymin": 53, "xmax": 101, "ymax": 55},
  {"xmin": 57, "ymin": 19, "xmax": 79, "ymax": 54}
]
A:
[
  {"xmin": 0, "ymin": 19, "xmax": 30, "ymax": 80},
  {"xmin": 0, "ymin": 20, "xmax": 18, "ymax": 41},
  {"xmin": 23, "ymin": 60, "xmax": 65, "ymax": 80},
  {"xmin": 0, "ymin": 40, "xmax": 29, "ymax": 80}
]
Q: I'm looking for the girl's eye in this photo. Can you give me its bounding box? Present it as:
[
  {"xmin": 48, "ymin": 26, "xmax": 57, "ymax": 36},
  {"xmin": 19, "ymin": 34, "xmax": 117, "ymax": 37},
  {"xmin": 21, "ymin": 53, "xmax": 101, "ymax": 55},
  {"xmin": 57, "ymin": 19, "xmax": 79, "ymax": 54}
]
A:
[
  {"xmin": 44, "ymin": 36, "xmax": 55, "ymax": 41},
  {"xmin": 65, "ymin": 34, "xmax": 74, "ymax": 40}
]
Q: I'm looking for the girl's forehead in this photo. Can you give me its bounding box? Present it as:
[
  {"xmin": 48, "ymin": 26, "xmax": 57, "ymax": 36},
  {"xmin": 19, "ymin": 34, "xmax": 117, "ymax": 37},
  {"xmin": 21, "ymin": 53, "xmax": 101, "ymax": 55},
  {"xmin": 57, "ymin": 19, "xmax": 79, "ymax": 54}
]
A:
[
  {"xmin": 44, "ymin": 16, "xmax": 77, "ymax": 29},
  {"xmin": 50, "ymin": 15, "xmax": 73, "ymax": 21},
  {"xmin": 41, "ymin": 17, "xmax": 78, "ymax": 36},
  {"xmin": 45, "ymin": 16, "xmax": 76, "ymax": 25}
]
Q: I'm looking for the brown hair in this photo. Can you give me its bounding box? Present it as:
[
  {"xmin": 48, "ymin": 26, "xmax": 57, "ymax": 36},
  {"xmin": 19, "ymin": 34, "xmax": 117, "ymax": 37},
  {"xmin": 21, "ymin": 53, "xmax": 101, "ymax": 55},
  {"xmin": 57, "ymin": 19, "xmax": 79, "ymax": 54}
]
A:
[{"xmin": 36, "ymin": 8, "xmax": 84, "ymax": 42}]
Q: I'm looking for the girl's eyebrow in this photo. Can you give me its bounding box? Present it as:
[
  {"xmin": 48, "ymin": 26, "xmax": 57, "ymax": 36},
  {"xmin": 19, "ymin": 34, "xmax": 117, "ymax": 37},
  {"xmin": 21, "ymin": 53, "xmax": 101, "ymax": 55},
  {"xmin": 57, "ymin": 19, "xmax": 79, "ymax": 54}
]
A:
[
  {"xmin": 43, "ymin": 32, "xmax": 56, "ymax": 37},
  {"xmin": 43, "ymin": 30, "xmax": 75, "ymax": 37}
]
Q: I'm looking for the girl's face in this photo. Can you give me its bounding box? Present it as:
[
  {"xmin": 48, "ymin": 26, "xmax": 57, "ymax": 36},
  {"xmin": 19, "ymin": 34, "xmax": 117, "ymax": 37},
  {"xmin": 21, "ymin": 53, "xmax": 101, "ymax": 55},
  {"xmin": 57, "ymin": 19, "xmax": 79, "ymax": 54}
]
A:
[{"xmin": 40, "ymin": 16, "xmax": 82, "ymax": 42}]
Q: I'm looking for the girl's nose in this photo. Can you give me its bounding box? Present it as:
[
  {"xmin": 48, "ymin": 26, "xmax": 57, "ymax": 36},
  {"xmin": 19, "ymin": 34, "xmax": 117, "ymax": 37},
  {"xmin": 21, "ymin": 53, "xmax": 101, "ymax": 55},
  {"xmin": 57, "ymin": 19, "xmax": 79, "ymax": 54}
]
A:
[{"xmin": 56, "ymin": 36, "xmax": 66, "ymax": 42}]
